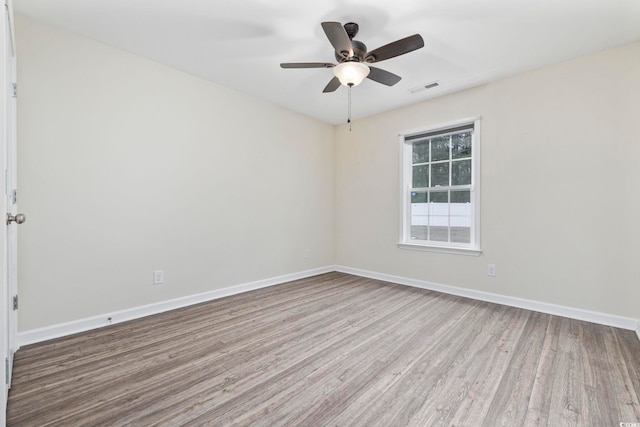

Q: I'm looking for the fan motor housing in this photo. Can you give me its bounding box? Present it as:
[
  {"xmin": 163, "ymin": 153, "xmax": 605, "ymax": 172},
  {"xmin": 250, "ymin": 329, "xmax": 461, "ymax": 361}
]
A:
[{"xmin": 335, "ymin": 39, "xmax": 368, "ymax": 63}]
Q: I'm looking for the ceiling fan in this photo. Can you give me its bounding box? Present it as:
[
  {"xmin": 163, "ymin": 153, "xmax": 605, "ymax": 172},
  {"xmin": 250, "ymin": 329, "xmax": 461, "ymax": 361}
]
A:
[{"xmin": 280, "ymin": 21, "xmax": 425, "ymax": 92}]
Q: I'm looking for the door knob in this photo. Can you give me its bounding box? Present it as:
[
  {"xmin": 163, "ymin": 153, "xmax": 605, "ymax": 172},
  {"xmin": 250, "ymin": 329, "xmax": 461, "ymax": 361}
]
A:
[{"xmin": 6, "ymin": 213, "xmax": 26, "ymax": 225}]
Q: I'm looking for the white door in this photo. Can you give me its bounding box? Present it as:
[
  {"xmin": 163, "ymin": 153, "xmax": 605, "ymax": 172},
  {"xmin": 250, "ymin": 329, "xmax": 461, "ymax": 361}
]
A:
[{"xmin": 3, "ymin": 0, "xmax": 18, "ymax": 401}]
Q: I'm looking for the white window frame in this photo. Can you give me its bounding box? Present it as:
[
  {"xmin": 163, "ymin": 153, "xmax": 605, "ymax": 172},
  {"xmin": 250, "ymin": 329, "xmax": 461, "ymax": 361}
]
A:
[{"xmin": 398, "ymin": 117, "xmax": 481, "ymax": 256}]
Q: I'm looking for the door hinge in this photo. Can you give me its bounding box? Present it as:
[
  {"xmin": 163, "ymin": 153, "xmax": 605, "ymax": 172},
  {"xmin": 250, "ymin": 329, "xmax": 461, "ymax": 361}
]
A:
[
  {"xmin": 5, "ymin": 358, "xmax": 8, "ymax": 385},
  {"xmin": 12, "ymin": 295, "xmax": 18, "ymax": 311},
  {"xmin": 12, "ymin": 83, "xmax": 17, "ymax": 98}
]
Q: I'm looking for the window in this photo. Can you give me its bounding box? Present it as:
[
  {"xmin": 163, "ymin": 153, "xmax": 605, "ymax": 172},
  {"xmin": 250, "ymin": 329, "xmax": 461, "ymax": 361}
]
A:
[{"xmin": 399, "ymin": 118, "xmax": 481, "ymax": 255}]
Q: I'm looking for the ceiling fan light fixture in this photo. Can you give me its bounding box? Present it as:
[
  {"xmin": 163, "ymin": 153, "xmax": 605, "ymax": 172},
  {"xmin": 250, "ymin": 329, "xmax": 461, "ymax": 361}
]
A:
[{"xmin": 333, "ymin": 62, "xmax": 370, "ymax": 87}]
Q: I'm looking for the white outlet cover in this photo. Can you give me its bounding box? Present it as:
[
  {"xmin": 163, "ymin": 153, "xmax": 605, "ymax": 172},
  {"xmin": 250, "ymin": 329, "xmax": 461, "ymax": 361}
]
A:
[
  {"xmin": 153, "ymin": 270, "xmax": 164, "ymax": 284},
  {"xmin": 487, "ymin": 264, "xmax": 496, "ymax": 277}
]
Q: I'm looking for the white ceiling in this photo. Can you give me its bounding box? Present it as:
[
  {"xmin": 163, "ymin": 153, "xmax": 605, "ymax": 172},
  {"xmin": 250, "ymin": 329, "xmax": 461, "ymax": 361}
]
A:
[{"xmin": 13, "ymin": 0, "xmax": 640, "ymax": 125}]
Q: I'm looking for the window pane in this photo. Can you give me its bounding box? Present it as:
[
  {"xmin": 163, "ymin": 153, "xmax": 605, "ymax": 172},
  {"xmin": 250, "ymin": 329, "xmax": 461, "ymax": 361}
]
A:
[
  {"xmin": 430, "ymin": 136, "xmax": 450, "ymax": 161},
  {"xmin": 430, "ymin": 191, "xmax": 449, "ymax": 242},
  {"xmin": 411, "ymin": 225, "xmax": 428, "ymax": 240},
  {"xmin": 452, "ymin": 159, "xmax": 472, "ymax": 185},
  {"xmin": 450, "ymin": 190, "xmax": 471, "ymax": 243},
  {"xmin": 412, "ymin": 165, "xmax": 429, "ymax": 188},
  {"xmin": 410, "ymin": 191, "xmax": 428, "ymax": 240},
  {"xmin": 452, "ymin": 132, "xmax": 472, "ymax": 159},
  {"xmin": 411, "ymin": 191, "xmax": 427, "ymax": 203},
  {"xmin": 451, "ymin": 189, "xmax": 470, "ymax": 203},
  {"xmin": 430, "ymin": 191, "xmax": 448, "ymax": 203},
  {"xmin": 412, "ymin": 140, "xmax": 429, "ymax": 164},
  {"xmin": 451, "ymin": 227, "xmax": 471, "ymax": 243},
  {"xmin": 430, "ymin": 163, "xmax": 449, "ymax": 187},
  {"xmin": 429, "ymin": 226, "xmax": 448, "ymax": 242}
]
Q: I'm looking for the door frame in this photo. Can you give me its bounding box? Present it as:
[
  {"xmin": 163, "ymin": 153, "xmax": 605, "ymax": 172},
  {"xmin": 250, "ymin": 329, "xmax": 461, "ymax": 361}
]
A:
[
  {"xmin": 1, "ymin": 0, "xmax": 16, "ymax": 421},
  {"xmin": 4, "ymin": 0, "xmax": 16, "ymax": 368}
]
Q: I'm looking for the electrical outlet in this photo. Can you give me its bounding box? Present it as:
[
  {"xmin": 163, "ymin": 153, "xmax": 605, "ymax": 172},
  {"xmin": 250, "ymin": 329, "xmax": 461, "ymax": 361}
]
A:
[
  {"xmin": 487, "ymin": 264, "xmax": 496, "ymax": 277},
  {"xmin": 304, "ymin": 249, "xmax": 310, "ymax": 259},
  {"xmin": 153, "ymin": 270, "xmax": 164, "ymax": 285}
]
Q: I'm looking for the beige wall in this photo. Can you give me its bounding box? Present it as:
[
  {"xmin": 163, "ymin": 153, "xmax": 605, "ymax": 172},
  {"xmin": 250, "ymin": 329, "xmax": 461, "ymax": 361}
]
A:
[
  {"xmin": 16, "ymin": 16, "xmax": 335, "ymax": 330},
  {"xmin": 16, "ymin": 14, "xmax": 640, "ymax": 332},
  {"xmin": 335, "ymin": 42, "xmax": 640, "ymax": 318}
]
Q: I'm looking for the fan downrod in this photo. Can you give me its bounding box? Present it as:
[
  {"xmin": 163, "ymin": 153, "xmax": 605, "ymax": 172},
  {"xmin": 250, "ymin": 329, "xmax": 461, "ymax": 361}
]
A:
[{"xmin": 343, "ymin": 22, "xmax": 359, "ymax": 39}]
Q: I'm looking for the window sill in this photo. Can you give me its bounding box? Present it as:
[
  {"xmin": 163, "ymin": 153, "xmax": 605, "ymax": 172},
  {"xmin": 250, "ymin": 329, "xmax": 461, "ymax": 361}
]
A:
[{"xmin": 398, "ymin": 242, "xmax": 482, "ymax": 256}]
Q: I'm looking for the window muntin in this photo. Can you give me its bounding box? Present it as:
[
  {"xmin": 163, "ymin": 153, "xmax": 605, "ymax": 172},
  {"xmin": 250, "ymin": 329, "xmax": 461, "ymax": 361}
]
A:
[{"xmin": 401, "ymin": 119, "xmax": 480, "ymax": 253}]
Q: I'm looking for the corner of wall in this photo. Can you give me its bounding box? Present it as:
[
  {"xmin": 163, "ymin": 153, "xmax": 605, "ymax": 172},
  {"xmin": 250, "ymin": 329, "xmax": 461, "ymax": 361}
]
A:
[
  {"xmin": 18, "ymin": 266, "xmax": 336, "ymax": 346},
  {"xmin": 335, "ymin": 265, "xmax": 639, "ymax": 332}
]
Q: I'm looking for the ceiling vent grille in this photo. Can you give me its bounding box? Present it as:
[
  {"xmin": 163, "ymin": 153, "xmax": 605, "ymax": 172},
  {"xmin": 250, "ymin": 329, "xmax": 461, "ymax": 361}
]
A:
[{"xmin": 409, "ymin": 81, "xmax": 440, "ymax": 94}]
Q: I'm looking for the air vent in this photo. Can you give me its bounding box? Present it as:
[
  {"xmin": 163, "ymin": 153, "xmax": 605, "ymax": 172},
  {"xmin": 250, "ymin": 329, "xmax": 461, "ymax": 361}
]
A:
[{"xmin": 409, "ymin": 81, "xmax": 440, "ymax": 94}]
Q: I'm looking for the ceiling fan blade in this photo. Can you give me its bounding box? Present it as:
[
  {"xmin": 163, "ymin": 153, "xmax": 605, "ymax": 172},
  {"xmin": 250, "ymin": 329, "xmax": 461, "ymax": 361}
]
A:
[
  {"xmin": 365, "ymin": 34, "xmax": 424, "ymax": 63},
  {"xmin": 367, "ymin": 66, "xmax": 402, "ymax": 86},
  {"xmin": 321, "ymin": 21, "xmax": 353, "ymax": 58},
  {"xmin": 322, "ymin": 76, "xmax": 341, "ymax": 93},
  {"xmin": 280, "ymin": 62, "xmax": 334, "ymax": 69}
]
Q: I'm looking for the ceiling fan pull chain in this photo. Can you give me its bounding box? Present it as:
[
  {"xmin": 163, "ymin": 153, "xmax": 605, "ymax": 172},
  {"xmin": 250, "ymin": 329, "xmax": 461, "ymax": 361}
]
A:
[{"xmin": 348, "ymin": 83, "xmax": 352, "ymax": 131}]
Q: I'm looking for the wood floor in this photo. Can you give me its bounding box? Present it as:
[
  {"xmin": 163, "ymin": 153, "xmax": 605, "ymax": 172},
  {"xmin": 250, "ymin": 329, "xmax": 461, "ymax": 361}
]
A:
[{"xmin": 7, "ymin": 272, "xmax": 640, "ymax": 426}]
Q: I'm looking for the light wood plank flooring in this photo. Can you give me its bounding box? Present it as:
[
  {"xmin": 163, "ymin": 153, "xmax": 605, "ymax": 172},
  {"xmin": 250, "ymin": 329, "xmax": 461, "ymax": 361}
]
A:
[{"xmin": 7, "ymin": 272, "xmax": 640, "ymax": 426}]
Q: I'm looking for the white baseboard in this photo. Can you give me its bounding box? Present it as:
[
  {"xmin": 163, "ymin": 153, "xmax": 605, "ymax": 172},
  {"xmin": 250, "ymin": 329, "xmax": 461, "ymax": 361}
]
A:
[
  {"xmin": 18, "ymin": 264, "xmax": 640, "ymax": 347},
  {"xmin": 18, "ymin": 266, "xmax": 334, "ymax": 347},
  {"xmin": 335, "ymin": 265, "xmax": 639, "ymax": 331}
]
